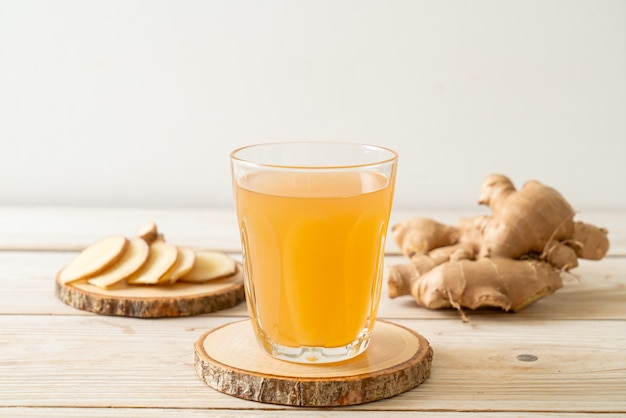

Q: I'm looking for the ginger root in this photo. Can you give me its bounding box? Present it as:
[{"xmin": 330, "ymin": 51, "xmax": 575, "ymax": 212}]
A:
[{"xmin": 388, "ymin": 174, "xmax": 610, "ymax": 320}]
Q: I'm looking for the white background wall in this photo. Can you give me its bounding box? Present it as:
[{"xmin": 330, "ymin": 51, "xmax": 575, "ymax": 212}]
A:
[{"xmin": 1, "ymin": 0, "xmax": 624, "ymax": 211}]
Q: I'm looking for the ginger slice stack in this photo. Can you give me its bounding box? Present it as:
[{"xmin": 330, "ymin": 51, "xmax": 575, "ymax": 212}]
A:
[{"xmin": 59, "ymin": 222, "xmax": 237, "ymax": 289}]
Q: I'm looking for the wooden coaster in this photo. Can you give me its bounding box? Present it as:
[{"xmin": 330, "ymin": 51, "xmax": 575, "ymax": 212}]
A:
[
  {"xmin": 194, "ymin": 319, "xmax": 433, "ymax": 406},
  {"xmin": 55, "ymin": 266, "xmax": 245, "ymax": 318}
]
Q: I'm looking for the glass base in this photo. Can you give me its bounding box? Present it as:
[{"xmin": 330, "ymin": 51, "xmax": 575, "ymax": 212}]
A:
[{"xmin": 256, "ymin": 328, "xmax": 373, "ymax": 364}]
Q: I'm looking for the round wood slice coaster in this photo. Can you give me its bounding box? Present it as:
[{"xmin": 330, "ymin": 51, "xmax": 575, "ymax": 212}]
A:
[
  {"xmin": 194, "ymin": 319, "xmax": 433, "ymax": 406},
  {"xmin": 54, "ymin": 266, "xmax": 245, "ymax": 318}
]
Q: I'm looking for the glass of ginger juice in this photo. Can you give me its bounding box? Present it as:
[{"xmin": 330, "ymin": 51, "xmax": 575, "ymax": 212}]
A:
[{"xmin": 230, "ymin": 142, "xmax": 398, "ymax": 364}]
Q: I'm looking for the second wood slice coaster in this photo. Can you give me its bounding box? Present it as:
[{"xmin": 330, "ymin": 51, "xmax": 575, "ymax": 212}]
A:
[
  {"xmin": 194, "ymin": 319, "xmax": 433, "ymax": 406},
  {"xmin": 55, "ymin": 266, "xmax": 245, "ymax": 318}
]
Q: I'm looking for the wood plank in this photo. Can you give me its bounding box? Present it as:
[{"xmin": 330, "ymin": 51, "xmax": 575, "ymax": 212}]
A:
[
  {"xmin": 0, "ymin": 207, "xmax": 241, "ymax": 252},
  {"xmin": 5, "ymin": 409, "xmax": 619, "ymax": 418},
  {"xmin": 2, "ymin": 207, "xmax": 624, "ymax": 255},
  {"xmin": 2, "ymin": 251, "xmax": 625, "ymax": 320},
  {"xmin": 390, "ymin": 317, "xmax": 626, "ymax": 413},
  {"xmin": 0, "ymin": 315, "xmax": 624, "ymax": 412}
]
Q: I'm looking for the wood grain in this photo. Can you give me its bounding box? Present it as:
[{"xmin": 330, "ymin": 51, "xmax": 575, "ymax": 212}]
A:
[
  {"xmin": 54, "ymin": 266, "xmax": 245, "ymax": 317},
  {"xmin": 194, "ymin": 320, "xmax": 433, "ymax": 406},
  {"xmin": 1, "ymin": 252, "xmax": 625, "ymax": 320},
  {"xmin": 0, "ymin": 208, "xmax": 625, "ymax": 416},
  {"xmin": 2, "ymin": 207, "xmax": 623, "ymax": 254},
  {"xmin": 1, "ymin": 315, "xmax": 624, "ymax": 412}
]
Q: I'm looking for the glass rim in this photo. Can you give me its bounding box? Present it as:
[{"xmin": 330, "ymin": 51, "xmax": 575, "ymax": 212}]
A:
[{"xmin": 230, "ymin": 141, "xmax": 398, "ymax": 170}]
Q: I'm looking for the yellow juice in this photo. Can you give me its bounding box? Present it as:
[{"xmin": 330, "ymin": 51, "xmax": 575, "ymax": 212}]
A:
[{"xmin": 235, "ymin": 170, "xmax": 394, "ymax": 348}]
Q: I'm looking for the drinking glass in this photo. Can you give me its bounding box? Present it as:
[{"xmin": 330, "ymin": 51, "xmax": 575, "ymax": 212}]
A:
[{"xmin": 230, "ymin": 142, "xmax": 398, "ymax": 363}]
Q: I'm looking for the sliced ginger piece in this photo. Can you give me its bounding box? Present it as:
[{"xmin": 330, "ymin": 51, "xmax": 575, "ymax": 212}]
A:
[
  {"xmin": 59, "ymin": 236, "xmax": 129, "ymax": 284},
  {"xmin": 178, "ymin": 250, "xmax": 237, "ymax": 283},
  {"xmin": 137, "ymin": 222, "xmax": 160, "ymax": 244},
  {"xmin": 160, "ymin": 246, "xmax": 196, "ymax": 284},
  {"xmin": 127, "ymin": 240, "xmax": 178, "ymax": 285},
  {"xmin": 88, "ymin": 238, "xmax": 150, "ymax": 288}
]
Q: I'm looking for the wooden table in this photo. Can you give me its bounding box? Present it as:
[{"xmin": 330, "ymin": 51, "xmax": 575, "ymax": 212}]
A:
[{"xmin": 1, "ymin": 207, "xmax": 625, "ymax": 417}]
